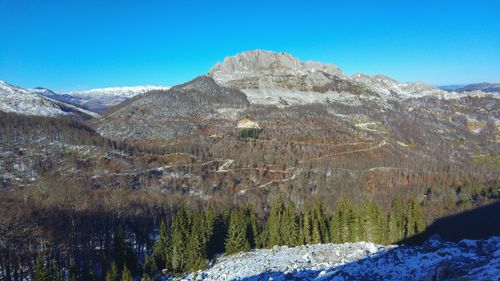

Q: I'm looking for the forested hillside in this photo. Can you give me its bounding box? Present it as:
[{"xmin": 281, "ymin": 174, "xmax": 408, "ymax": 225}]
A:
[{"xmin": 1, "ymin": 50, "xmax": 499, "ymax": 281}]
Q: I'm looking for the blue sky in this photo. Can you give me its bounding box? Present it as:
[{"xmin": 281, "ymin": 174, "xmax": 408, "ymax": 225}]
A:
[{"xmin": 0, "ymin": 0, "xmax": 499, "ymax": 92}]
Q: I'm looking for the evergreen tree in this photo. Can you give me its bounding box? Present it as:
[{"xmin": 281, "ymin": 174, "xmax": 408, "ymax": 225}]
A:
[
  {"xmin": 33, "ymin": 253, "xmax": 49, "ymax": 281},
  {"xmin": 404, "ymin": 199, "xmax": 426, "ymax": 238},
  {"xmin": 171, "ymin": 207, "xmax": 189, "ymax": 272},
  {"xmin": 186, "ymin": 212, "xmax": 208, "ymax": 271},
  {"xmin": 388, "ymin": 198, "xmax": 405, "ymax": 243},
  {"xmin": 281, "ymin": 202, "xmax": 300, "ymax": 246},
  {"xmin": 225, "ymin": 209, "xmax": 251, "ymax": 254},
  {"xmin": 330, "ymin": 200, "xmax": 350, "ymax": 243},
  {"xmin": 204, "ymin": 204, "xmax": 216, "ymax": 243},
  {"xmin": 120, "ymin": 266, "xmax": 133, "ymax": 281},
  {"xmin": 207, "ymin": 213, "xmax": 228, "ymax": 258},
  {"xmin": 153, "ymin": 220, "xmax": 170, "ymax": 271},
  {"xmin": 346, "ymin": 203, "xmax": 359, "ymax": 242},
  {"xmin": 363, "ymin": 202, "xmax": 385, "ymax": 243},
  {"xmin": 105, "ymin": 262, "xmax": 118, "ymax": 281},
  {"xmin": 301, "ymin": 204, "xmax": 313, "ymax": 244},
  {"xmin": 142, "ymin": 255, "xmax": 156, "ymax": 280},
  {"xmin": 266, "ymin": 199, "xmax": 285, "ymax": 247},
  {"xmin": 246, "ymin": 207, "xmax": 261, "ymax": 248},
  {"xmin": 311, "ymin": 203, "xmax": 329, "ymax": 243}
]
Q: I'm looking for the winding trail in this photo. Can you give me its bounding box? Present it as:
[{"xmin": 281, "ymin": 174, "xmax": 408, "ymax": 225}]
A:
[{"xmin": 299, "ymin": 140, "xmax": 387, "ymax": 164}]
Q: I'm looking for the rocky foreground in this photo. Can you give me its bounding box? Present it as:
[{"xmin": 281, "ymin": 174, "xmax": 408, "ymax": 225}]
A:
[{"xmin": 181, "ymin": 236, "xmax": 500, "ymax": 281}]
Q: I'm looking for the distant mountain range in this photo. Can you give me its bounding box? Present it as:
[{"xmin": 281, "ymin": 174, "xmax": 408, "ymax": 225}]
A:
[
  {"xmin": 1, "ymin": 51, "xmax": 497, "ymax": 118},
  {"xmin": 0, "ymin": 82, "xmax": 170, "ymax": 116},
  {"xmin": 32, "ymin": 85, "xmax": 170, "ymax": 113},
  {"xmin": 439, "ymin": 82, "xmax": 500, "ymax": 93}
]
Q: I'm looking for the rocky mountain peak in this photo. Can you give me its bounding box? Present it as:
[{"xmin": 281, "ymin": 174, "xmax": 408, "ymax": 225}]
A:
[{"xmin": 208, "ymin": 50, "xmax": 345, "ymax": 83}]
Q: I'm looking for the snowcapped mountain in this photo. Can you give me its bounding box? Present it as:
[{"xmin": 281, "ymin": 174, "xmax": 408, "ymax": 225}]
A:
[
  {"xmin": 184, "ymin": 236, "xmax": 500, "ymax": 281},
  {"xmin": 39, "ymin": 85, "xmax": 171, "ymax": 113},
  {"xmin": 0, "ymin": 81, "xmax": 97, "ymax": 119}
]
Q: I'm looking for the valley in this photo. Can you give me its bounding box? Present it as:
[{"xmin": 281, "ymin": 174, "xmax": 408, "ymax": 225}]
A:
[{"xmin": 0, "ymin": 50, "xmax": 499, "ymax": 281}]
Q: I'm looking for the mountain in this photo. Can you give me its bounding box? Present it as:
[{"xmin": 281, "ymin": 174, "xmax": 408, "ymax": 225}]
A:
[
  {"xmin": 453, "ymin": 82, "xmax": 500, "ymax": 93},
  {"xmin": 0, "ymin": 81, "xmax": 97, "ymax": 119},
  {"xmin": 95, "ymin": 76, "xmax": 249, "ymax": 140},
  {"xmin": 2, "ymin": 51, "xmax": 499, "ymax": 281},
  {"xmin": 37, "ymin": 85, "xmax": 170, "ymax": 113},
  {"xmin": 207, "ymin": 50, "xmax": 458, "ymax": 107}
]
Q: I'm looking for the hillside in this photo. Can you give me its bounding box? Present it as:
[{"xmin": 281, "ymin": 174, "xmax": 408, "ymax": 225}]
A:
[
  {"xmin": 0, "ymin": 81, "xmax": 96, "ymax": 119},
  {"xmin": 91, "ymin": 50, "xmax": 499, "ymax": 214},
  {"xmin": 1, "ymin": 50, "xmax": 499, "ymax": 281}
]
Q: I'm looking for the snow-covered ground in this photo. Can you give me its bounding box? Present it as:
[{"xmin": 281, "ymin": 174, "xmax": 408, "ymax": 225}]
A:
[
  {"xmin": 0, "ymin": 81, "xmax": 97, "ymax": 117},
  {"xmin": 59, "ymin": 86, "xmax": 171, "ymax": 112},
  {"xmin": 182, "ymin": 236, "xmax": 500, "ymax": 281}
]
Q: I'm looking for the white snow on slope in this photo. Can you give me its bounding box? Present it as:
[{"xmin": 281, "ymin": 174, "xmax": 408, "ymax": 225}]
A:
[
  {"xmin": 62, "ymin": 86, "xmax": 171, "ymax": 111},
  {"xmin": 65, "ymin": 85, "xmax": 171, "ymax": 99},
  {"xmin": 182, "ymin": 236, "xmax": 500, "ymax": 281},
  {"xmin": 0, "ymin": 81, "xmax": 97, "ymax": 117}
]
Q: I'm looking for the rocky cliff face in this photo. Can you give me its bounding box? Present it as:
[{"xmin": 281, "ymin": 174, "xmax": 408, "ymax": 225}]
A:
[{"xmin": 206, "ymin": 50, "xmax": 480, "ymax": 108}]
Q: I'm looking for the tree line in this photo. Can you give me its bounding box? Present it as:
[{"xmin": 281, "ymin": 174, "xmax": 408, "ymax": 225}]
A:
[{"xmin": 29, "ymin": 198, "xmax": 425, "ymax": 281}]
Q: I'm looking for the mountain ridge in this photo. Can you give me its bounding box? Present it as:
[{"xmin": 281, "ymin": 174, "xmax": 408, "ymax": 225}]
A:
[{"xmin": 0, "ymin": 81, "xmax": 97, "ymax": 119}]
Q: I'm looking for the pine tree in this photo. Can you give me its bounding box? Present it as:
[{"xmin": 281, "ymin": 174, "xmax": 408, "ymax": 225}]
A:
[
  {"xmin": 331, "ymin": 199, "xmax": 355, "ymax": 243},
  {"xmin": 281, "ymin": 202, "xmax": 300, "ymax": 246},
  {"xmin": 142, "ymin": 255, "xmax": 156, "ymax": 280},
  {"xmin": 225, "ymin": 209, "xmax": 251, "ymax": 254},
  {"xmin": 120, "ymin": 266, "xmax": 133, "ymax": 281},
  {"xmin": 388, "ymin": 198, "xmax": 405, "ymax": 243},
  {"xmin": 266, "ymin": 199, "xmax": 285, "ymax": 247},
  {"xmin": 301, "ymin": 204, "xmax": 313, "ymax": 244},
  {"xmin": 33, "ymin": 253, "xmax": 49, "ymax": 281},
  {"xmin": 330, "ymin": 201, "xmax": 344, "ymax": 243},
  {"xmin": 246, "ymin": 207, "xmax": 261, "ymax": 248},
  {"xmin": 186, "ymin": 212, "xmax": 208, "ymax": 271},
  {"xmin": 207, "ymin": 213, "xmax": 228, "ymax": 258},
  {"xmin": 404, "ymin": 199, "xmax": 426, "ymax": 238},
  {"xmin": 171, "ymin": 207, "xmax": 189, "ymax": 272},
  {"xmin": 204, "ymin": 204, "xmax": 216, "ymax": 244},
  {"xmin": 346, "ymin": 203, "xmax": 358, "ymax": 242},
  {"xmin": 105, "ymin": 262, "xmax": 118, "ymax": 281},
  {"xmin": 363, "ymin": 202, "xmax": 385, "ymax": 243},
  {"xmin": 153, "ymin": 220, "xmax": 170, "ymax": 271},
  {"xmin": 311, "ymin": 203, "xmax": 329, "ymax": 243}
]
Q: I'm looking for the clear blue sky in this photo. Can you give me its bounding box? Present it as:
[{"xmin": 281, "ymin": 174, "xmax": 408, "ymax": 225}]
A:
[{"xmin": 1, "ymin": 0, "xmax": 499, "ymax": 92}]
